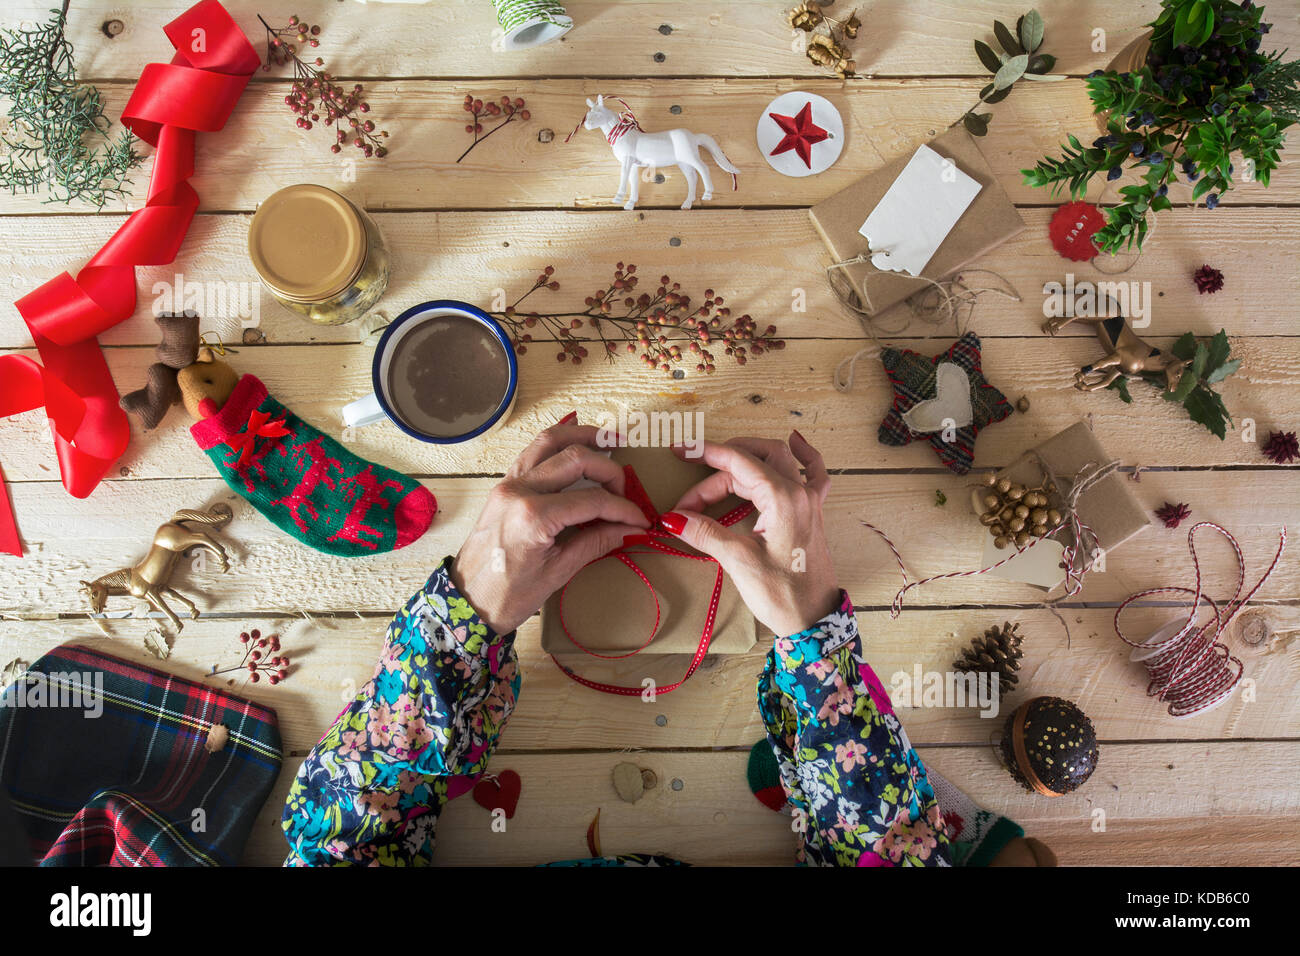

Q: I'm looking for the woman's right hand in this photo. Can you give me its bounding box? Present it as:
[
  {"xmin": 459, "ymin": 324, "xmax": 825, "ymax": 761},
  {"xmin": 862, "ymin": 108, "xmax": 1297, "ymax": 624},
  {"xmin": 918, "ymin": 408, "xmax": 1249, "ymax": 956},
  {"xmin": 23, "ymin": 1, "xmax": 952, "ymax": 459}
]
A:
[{"xmin": 660, "ymin": 431, "xmax": 841, "ymax": 638}]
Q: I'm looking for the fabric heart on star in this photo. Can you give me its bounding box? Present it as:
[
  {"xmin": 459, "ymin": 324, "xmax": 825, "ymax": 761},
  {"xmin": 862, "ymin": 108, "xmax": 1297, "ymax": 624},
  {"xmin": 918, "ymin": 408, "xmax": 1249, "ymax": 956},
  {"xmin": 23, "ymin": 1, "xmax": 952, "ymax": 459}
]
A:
[{"xmin": 877, "ymin": 332, "xmax": 1011, "ymax": 475}]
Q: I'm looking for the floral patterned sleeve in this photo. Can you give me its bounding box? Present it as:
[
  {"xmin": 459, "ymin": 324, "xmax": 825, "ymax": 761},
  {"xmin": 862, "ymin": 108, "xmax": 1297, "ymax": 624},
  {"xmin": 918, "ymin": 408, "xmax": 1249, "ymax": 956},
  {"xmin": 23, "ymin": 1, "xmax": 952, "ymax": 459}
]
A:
[
  {"xmin": 757, "ymin": 591, "xmax": 951, "ymax": 867},
  {"xmin": 281, "ymin": 558, "xmax": 519, "ymax": 866}
]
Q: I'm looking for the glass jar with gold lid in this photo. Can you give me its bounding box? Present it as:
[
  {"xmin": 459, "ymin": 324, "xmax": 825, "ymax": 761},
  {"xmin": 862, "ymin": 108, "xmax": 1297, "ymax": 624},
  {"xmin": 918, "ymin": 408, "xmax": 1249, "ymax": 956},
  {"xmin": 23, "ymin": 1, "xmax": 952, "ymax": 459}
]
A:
[{"xmin": 248, "ymin": 184, "xmax": 390, "ymax": 326}]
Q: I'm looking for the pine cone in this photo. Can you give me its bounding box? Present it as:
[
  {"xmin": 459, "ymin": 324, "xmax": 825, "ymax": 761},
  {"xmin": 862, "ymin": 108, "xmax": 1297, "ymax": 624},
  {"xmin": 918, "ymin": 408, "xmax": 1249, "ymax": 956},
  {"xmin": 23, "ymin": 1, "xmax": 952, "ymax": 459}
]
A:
[
  {"xmin": 954, "ymin": 621, "xmax": 1024, "ymax": 691},
  {"xmin": 1155, "ymin": 501, "xmax": 1191, "ymax": 528},
  {"xmin": 1262, "ymin": 430, "xmax": 1299, "ymax": 464},
  {"xmin": 1193, "ymin": 263, "xmax": 1224, "ymax": 294}
]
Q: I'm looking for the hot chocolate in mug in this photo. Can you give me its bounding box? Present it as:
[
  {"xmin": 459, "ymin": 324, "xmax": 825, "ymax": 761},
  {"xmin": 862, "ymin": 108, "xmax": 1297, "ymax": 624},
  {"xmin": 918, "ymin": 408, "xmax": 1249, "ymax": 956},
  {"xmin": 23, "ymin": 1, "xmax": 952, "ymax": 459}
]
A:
[{"xmin": 342, "ymin": 300, "xmax": 518, "ymax": 443}]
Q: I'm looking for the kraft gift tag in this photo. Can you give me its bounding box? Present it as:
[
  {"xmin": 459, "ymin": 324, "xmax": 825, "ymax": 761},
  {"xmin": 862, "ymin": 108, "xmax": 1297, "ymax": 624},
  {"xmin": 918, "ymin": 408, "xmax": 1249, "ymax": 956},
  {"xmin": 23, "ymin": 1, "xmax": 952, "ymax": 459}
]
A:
[
  {"xmin": 859, "ymin": 144, "xmax": 982, "ymax": 277},
  {"xmin": 540, "ymin": 445, "xmax": 758, "ymax": 656},
  {"xmin": 810, "ymin": 127, "xmax": 1024, "ymax": 320}
]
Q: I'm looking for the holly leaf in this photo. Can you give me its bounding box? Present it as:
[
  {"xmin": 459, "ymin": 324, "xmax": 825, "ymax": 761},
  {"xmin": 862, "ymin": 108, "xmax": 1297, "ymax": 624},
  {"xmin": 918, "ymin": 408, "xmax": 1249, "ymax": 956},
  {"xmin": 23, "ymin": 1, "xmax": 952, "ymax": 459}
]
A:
[
  {"xmin": 994, "ymin": 20, "xmax": 1023, "ymax": 56},
  {"xmin": 994, "ymin": 53, "xmax": 1029, "ymax": 90},
  {"xmin": 1165, "ymin": 363, "xmax": 1200, "ymax": 403},
  {"xmin": 974, "ymin": 39, "xmax": 1003, "ymax": 73},
  {"xmin": 1019, "ymin": 9, "xmax": 1045, "ymax": 54},
  {"xmin": 1107, "ymin": 376, "xmax": 1133, "ymax": 403},
  {"xmin": 1170, "ymin": 331, "xmax": 1198, "ymax": 362},
  {"xmin": 1204, "ymin": 328, "xmax": 1232, "ymax": 375},
  {"xmin": 1184, "ymin": 384, "xmax": 1232, "ymax": 439},
  {"xmin": 1206, "ymin": 357, "xmax": 1241, "ymax": 384}
]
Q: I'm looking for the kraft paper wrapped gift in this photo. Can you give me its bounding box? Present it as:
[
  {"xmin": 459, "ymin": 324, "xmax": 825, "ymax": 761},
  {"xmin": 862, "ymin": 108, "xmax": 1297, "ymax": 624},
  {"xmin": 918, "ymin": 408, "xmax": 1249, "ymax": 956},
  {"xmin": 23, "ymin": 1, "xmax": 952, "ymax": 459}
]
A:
[
  {"xmin": 969, "ymin": 422, "xmax": 1151, "ymax": 590},
  {"xmin": 540, "ymin": 445, "xmax": 758, "ymax": 656},
  {"xmin": 809, "ymin": 126, "xmax": 1025, "ymax": 320}
]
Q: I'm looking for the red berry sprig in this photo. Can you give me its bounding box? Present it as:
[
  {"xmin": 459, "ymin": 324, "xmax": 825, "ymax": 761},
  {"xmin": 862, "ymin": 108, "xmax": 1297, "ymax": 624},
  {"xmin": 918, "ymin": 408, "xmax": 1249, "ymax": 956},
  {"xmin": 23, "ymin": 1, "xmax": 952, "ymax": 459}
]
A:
[
  {"xmin": 491, "ymin": 263, "xmax": 784, "ymax": 376},
  {"xmin": 210, "ymin": 628, "xmax": 291, "ymax": 686},
  {"xmin": 457, "ymin": 94, "xmax": 530, "ymax": 163},
  {"xmin": 259, "ymin": 14, "xmax": 389, "ymax": 159}
]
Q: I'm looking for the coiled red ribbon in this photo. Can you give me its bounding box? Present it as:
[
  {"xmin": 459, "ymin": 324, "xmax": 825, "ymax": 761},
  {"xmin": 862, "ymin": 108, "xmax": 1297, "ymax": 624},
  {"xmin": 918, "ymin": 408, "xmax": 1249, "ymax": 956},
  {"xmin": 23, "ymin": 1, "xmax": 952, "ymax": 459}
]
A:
[
  {"xmin": 552, "ymin": 465, "xmax": 753, "ymax": 696},
  {"xmin": 0, "ymin": 1, "xmax": 258, "ymax": 557},
  {"xmin": 1114, "ymin": 521, "xmax": 1286, "ymax": 719}
]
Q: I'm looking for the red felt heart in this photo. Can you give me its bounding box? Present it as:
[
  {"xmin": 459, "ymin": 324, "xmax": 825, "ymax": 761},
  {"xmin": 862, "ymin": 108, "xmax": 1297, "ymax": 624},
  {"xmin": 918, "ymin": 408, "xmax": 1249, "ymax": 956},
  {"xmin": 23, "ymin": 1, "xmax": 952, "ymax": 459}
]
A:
[{"xmin": 472, "ymin": 770, "xmax": 521, "ymax": 819}]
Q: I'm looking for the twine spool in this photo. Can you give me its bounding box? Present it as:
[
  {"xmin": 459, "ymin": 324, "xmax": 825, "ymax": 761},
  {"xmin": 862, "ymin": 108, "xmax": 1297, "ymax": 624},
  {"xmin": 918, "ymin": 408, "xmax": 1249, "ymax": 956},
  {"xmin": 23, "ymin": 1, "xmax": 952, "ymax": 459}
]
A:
[
  {"xmin": 492, "ymin": 0, "xmax": 573, "ymax": 50},
  {"xmin": 1114, "ymin": 522, "xmax": 1286, "ymax": 719}
]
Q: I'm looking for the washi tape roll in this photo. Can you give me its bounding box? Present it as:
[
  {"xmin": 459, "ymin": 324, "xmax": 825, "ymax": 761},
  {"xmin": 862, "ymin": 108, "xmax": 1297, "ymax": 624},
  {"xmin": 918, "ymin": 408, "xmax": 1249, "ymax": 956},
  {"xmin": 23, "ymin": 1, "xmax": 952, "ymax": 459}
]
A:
[{"xmin": 492, "ymin": 0, "xmax": 573, "ymax": 50}]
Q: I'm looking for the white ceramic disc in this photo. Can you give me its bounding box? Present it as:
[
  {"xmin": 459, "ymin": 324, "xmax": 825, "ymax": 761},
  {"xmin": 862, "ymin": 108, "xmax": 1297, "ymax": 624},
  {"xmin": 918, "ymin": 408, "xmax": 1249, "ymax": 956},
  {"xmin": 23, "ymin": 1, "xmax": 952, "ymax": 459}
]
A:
[{"xmin": 757, "ymin": 91, "xmax": 844, "ymax": 178}]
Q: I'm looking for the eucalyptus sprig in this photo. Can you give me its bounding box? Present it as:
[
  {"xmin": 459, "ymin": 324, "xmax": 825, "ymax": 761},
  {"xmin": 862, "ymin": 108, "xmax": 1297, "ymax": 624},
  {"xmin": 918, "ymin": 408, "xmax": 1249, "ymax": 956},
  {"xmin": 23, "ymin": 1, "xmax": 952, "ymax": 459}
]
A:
[
  {"xmin": 960, "ymin": 10, "xmax": 1062, "ymax": 136},
  {"xmin": 1023, "ymin": 0, "xmax": 1296, "ymax": 253},
  {"xmin": 1108, "ymin": 328, "xmax": 1240, "ymax": 438},
  {"xmin": 0, "ymin": 3, "xmax": 142, "ymax": 207}
]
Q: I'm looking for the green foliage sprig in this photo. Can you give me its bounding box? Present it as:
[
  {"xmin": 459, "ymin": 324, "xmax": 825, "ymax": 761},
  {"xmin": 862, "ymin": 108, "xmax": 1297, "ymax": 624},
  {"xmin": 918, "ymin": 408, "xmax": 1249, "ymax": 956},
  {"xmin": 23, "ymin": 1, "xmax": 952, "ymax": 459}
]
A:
[
  {"xmin": 961, "ymin": 10, "xmax": 1061, "ymax": 137},
  {"xmin": 1023, "ymin": 0, "xmax": 1296, "ymax": 253},
  {"xmin": 1108, "ymin": 329, "xmax": 1240, "ymax": 438},
  {"xmin": 0, "ymin": 4, "xmax": 141, "ymax": 207}
]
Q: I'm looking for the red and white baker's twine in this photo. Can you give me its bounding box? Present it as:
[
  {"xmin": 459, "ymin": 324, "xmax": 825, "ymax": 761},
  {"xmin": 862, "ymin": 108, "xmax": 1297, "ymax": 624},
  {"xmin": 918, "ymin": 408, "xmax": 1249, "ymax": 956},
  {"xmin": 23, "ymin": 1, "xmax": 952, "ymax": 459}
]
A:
[
  {"xmin": 1114, "ymin": 522, "xmax": 1286, "ymax": 719},
  {"xmin": 863, "ymin": 461, "xmax": 1113, "ymax": 617},
  {"xmin": 564, "ymin": 96, "xmax": 642, "ymax": 145}
]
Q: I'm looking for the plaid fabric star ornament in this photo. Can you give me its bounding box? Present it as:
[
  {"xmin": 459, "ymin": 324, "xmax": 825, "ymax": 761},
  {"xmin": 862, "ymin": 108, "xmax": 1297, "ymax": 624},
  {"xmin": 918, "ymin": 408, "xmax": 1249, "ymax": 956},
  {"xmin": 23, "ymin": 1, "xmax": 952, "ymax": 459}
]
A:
[{"xmin": 878, "ymin": 332, "xmax": 1011, "ymax": 475}]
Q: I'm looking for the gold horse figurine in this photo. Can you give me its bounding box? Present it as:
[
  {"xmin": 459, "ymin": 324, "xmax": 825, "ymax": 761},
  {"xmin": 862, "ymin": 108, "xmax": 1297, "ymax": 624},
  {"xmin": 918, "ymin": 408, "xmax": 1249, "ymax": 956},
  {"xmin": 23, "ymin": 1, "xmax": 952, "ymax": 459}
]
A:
[
  {"xmin": 80, "ymin": 504, "xmax": 233, "ymax": 631},
  {"xmin": 1043, "ymin": 313, "xmax": 1189, "ymax": 392}
]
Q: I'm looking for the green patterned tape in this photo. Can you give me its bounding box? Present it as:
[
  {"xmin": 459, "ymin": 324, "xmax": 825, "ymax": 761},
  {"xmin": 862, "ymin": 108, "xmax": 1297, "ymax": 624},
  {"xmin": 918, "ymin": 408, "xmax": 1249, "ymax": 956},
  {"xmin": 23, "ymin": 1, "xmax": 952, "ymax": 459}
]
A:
[{"xmin": 492, "ymin": 0, "xmax": 573, "ymax": 49}]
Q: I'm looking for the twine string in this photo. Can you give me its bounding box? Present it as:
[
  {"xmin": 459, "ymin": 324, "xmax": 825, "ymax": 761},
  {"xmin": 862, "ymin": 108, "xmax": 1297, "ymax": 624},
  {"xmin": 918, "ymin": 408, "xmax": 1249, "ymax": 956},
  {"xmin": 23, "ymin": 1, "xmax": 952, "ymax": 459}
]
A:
[
  {"xmin": 1113, "ymin": 522, "xmax": 1286, "ymax": 719},
  {"xmin": 491, "ymin": 0, "xmax": 570, "ymax": 33},
  {"xmin": 828, "ymin": 266, "xmax": 1020, "ymax": 393}
]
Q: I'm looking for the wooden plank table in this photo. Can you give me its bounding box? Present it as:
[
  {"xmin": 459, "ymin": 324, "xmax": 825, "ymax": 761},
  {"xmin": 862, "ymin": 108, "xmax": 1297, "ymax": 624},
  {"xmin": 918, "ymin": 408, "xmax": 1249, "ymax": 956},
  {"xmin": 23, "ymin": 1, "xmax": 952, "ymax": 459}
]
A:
[{"xmin": 1, "ymin": 0, "xmax": 1297, "ymax": 866}]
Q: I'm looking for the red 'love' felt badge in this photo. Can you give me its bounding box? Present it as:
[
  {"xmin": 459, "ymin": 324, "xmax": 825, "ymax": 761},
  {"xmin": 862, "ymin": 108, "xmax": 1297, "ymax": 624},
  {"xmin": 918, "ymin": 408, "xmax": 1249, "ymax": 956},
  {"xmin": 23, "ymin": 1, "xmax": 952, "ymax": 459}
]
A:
[
  {"xmin": 473, "ymin": 769, "xmax": 522, "ymax": 818},
  {"xmin": 1049, "ymin": 201, "xmax": 1106, "ymax": 261}
]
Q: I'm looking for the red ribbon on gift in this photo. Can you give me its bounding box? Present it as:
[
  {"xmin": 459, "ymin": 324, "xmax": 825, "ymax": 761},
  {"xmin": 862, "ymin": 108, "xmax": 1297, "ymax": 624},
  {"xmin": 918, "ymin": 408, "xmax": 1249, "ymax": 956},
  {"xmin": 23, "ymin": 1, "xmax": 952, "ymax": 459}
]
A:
[
  {"xmin": 552, "ymin": 465, "xmax": 754, "ymax": 696},
  {"xmin": 0, "ymin": 1, "xmax": 259, "ymax": 557},
  {"xmin": 224, "ymin": 408, "xmax": 291, "ymax": 469}
]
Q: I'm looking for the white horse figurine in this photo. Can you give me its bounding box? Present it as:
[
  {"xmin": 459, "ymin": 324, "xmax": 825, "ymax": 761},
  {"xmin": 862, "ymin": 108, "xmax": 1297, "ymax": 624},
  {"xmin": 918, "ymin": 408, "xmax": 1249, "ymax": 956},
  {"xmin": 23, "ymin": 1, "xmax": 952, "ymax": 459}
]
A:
[{"xmin": 577, "ymin": 95, "xmax": 739, "ymax": 210}]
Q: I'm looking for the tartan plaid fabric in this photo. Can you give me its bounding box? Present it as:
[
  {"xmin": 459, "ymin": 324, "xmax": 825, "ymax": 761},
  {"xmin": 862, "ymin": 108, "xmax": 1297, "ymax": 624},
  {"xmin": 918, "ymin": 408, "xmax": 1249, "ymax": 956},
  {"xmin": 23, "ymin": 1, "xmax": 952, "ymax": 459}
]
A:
[
  {"xmin": 877, "ymin": 332, "xmax": 1011, "ymax": 475},
  {"xmin": 0, "ymin": 643, "xmax": 281, "ymax": 866}
]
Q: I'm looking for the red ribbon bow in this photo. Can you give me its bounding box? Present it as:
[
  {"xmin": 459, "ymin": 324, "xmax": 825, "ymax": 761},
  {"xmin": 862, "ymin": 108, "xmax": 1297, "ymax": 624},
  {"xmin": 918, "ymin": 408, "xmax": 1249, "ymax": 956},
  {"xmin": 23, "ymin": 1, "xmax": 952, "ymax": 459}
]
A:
[
  {"xmin": 553, "ymin": 465, "xmax": 754, "ymax": 696},
  {"xmin": 0, "ymin": 1, "xmax": 259, "ymax": 558},
  {"xmin": 223, "ymin": 408, "xmax": 291, "ymax": 470}
]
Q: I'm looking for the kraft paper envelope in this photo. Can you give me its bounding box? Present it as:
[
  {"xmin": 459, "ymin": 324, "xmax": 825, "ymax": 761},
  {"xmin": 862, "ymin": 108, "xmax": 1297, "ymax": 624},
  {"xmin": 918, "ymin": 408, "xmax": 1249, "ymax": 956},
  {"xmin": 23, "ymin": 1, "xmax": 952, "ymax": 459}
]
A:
[
  {"xmin": 810, "ymin": 126, "xmax": 1024, "ymax": 320},
  {"xmin": 969, "ymin": 422, "xmax": 1151, "ymax": 591},
  {"xmin": 540, "ymin": 445, "xmax": 758, "ymax": 656}
]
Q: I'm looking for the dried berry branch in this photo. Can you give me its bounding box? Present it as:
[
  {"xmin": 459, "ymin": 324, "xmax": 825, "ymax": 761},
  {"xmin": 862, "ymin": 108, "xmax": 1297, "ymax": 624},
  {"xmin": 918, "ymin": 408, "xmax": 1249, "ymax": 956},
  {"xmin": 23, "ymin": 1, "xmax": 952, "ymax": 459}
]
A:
[
  {"xmin": 209, "ymin": 628, "xmax": 290, "ymax": 685},
  {"xmin": 259, "ymin": 14, "xmax": 388, "ymax": 158},
  {"xmin": 490, "ymin": 263, "xmax": 784, "ymax": 377},
  {"xmin": 458, "ymin": 94, "xmax": 531, "ymax": 163}
]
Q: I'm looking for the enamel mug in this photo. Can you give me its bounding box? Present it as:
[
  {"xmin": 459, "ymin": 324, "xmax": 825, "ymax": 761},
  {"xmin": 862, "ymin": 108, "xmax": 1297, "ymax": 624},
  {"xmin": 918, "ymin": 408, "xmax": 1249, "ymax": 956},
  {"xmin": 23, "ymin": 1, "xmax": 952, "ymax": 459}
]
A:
[{"xmin": 342, "ymin": 300, "xmax": 518, "ymax": 443}]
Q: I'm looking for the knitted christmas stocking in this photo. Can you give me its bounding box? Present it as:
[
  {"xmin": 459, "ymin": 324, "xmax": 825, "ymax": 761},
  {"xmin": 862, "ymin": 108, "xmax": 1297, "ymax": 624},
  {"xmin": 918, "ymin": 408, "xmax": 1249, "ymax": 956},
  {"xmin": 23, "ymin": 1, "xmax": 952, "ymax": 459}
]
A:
[
  {"xmin": 189, "ymin": 373, "xmax": 436, "ymax": 556},
  {"xmin": 747, "ymin": 739, "xmax": 789, "ymax": 812},
  {"xmin": 927, "ymin": 767, "xmax": 1030, "ymax": 867}
]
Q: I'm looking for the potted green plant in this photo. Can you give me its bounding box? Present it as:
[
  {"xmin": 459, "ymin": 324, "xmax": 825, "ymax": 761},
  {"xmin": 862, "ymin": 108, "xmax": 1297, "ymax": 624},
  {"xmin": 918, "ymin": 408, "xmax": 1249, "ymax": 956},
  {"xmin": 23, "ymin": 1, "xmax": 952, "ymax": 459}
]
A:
[{"xmin": 1022, "ymin": 0, "xmax": 1299, "ymax": 252}]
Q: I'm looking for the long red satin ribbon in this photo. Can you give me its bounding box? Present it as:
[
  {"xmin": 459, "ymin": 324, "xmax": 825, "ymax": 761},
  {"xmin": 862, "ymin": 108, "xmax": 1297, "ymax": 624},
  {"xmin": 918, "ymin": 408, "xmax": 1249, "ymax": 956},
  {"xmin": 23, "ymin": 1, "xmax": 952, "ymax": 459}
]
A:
[
  {"xmin": 552, "ymin": 465, "xmax": 754, "ymax": 696},
  {"xmin": 0, "ymin": 0, "xmax": 258, "ymax": 557}
]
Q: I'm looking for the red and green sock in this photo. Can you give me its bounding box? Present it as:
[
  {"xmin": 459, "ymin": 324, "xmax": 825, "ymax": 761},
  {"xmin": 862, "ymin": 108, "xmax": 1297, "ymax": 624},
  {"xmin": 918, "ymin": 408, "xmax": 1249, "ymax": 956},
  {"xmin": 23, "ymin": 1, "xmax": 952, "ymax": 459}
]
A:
[{"xmin": 190, "ymin": 374, "xmax": 436, "ymax": 557}]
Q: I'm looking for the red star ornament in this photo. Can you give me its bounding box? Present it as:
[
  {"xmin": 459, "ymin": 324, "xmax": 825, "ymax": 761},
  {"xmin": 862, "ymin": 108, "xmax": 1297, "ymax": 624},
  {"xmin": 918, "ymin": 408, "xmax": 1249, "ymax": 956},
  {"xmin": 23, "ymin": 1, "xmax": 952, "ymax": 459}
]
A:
[{"xmin": 767, "ymin": 101, "xmax": 829, "ymax": 169}]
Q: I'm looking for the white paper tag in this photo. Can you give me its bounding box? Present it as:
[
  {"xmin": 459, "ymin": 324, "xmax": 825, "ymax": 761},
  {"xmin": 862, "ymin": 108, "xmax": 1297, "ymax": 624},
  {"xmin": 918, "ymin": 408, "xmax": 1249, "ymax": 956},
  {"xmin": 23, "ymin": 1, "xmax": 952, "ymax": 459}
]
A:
[{"xmin": 859, "ymin": 145, "xmax": 982, "ymax": 277}]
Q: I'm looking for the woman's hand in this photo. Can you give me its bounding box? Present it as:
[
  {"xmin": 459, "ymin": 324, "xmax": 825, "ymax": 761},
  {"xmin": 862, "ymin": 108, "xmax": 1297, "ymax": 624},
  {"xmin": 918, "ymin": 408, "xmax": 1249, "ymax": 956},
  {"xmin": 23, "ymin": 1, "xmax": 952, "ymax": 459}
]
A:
[
  {"xmin": 450, "ymin": 418, "xmax": 650, "ymax": 635},
  {"xmin": 661, "ymin": 432, "xmax": 840, "ymax": 638}
]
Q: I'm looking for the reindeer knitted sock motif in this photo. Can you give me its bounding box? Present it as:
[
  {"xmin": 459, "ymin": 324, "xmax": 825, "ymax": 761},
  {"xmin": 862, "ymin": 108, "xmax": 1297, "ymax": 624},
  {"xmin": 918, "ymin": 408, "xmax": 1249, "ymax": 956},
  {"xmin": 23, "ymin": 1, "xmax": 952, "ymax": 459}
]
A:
[{"xmin": 190, "ymin": 374, "xmax": 436, "ymax": 557}]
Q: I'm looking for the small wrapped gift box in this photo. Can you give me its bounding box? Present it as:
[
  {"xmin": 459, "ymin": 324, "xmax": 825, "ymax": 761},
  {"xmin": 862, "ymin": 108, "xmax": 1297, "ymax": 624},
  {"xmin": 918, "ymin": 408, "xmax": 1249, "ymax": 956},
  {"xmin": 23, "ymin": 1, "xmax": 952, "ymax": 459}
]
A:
[
  {"xmin": 540, "ymin": 445, "xmax": 758, "ymax": 656},
  {"xmin": 968, "ymin": 421, "xmax": 1150, "ymax": 590}
]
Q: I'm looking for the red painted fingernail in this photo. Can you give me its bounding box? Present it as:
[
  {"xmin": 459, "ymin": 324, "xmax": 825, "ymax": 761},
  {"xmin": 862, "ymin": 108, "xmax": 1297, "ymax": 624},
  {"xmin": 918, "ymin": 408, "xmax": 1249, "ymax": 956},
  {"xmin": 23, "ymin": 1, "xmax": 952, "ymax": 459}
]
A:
[
  {"xmin": 659, "ymin": 511, "xmax": 687, "ymax": 535},
  {"xmin": 558, "ymin": 411, "xmax": 577, "ymax": 424},
  {"xmin": 791, "ymin": 429, "xmax": 806, "ymax": 443}
]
